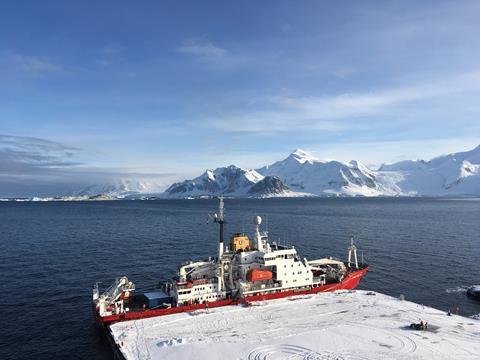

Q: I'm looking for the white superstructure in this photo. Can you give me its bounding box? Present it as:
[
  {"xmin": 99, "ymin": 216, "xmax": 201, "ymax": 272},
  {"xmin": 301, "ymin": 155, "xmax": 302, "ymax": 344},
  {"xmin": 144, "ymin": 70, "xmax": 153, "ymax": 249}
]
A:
[{"xmin": 163, "ymin": 197, "xmax": 358, "ymax": 306}]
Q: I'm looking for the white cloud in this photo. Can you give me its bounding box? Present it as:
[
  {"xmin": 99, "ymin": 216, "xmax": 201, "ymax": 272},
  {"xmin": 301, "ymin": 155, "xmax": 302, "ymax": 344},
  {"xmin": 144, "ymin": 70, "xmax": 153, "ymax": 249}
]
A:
[
  {"xmin": 98, "ymin": 44, "xmax": 124, "ymax": 66},
  {"xmin": 4, "ymin": 53, "xmax": 62, "ymax": 73},
  {"xmin": 102, "ymin": 44, "xmax": 124, "ymax": 55},
  {"xmin": 98, "ymin": 59, "xmax": 113, "ymax": 66},
  {"xmin": 205, "ymin": 109, "xmax": 345, "ymax": 134},
  {"xmin": 280, "ymin": 23, "xmax": 291, "ymax": 33},
  {"xmin": 205, "ymin": 70, "xmax": 480, "ymax": 134},
  {"xmin": 176, "ymin": 39, "xmax": 227, "ymax": 58},
  {"xmin": 305, "ymin": 138, "xmax": 480, "ymax": 167},
  {"xmin": 0, "ymin": 134, "xmax": 176, "ymax": 197},
  {"xmin": 175, "ymin": 39, "xmax": 250, "ymax": 69}
]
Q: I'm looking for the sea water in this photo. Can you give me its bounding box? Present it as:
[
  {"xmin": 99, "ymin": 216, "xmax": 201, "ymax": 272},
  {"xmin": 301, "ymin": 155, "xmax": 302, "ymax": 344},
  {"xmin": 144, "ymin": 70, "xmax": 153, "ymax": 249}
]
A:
[{"xmin": 1, "ymin": 198, "xmax": 479, "ymax": 359}]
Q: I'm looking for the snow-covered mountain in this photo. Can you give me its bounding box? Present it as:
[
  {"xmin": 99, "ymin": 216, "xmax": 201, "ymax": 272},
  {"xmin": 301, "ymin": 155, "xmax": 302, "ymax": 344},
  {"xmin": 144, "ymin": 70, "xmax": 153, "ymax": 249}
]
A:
[
  {"xmin": 165, "ymin": 165, "xmax": 300, "ymax": 198},
  {"xmin": 247, "ymin": 176, "xmax": 293, "ymax": 197},
  {"xmin": 257, "ymin": 149, "xmax": 398, "ymax": 196},
  {"xmin": 67, "ymin": 145, "xmax": 480, "ymax": 200},
  {"xmin": 378, "ymin": 144, "xmax": 480, "ymax": 196},
  {"xmin": 74, "ymin": 178, "xmax": 166, "ymax": 198}
]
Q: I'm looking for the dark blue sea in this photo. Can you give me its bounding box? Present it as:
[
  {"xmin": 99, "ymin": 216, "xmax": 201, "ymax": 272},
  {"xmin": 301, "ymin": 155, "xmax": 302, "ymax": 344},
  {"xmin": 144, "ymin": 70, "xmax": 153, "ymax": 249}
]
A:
[{"xmin": 1, "ymin": 198, "xmax": 479, "ymax": 359}]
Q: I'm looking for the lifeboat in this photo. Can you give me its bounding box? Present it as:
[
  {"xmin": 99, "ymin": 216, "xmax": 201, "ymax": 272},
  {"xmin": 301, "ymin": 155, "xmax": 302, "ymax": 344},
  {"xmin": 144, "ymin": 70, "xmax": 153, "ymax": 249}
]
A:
[{"xmin": 247, "ymin": 269, "xmax": 273, "ymax": 282}]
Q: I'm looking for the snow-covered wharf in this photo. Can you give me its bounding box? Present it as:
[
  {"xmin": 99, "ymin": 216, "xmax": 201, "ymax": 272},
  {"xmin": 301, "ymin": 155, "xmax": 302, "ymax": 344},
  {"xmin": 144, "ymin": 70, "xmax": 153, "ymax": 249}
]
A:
[{"xmin": 109, "ymin": 290, "xmax": 480, "ymax": 359}]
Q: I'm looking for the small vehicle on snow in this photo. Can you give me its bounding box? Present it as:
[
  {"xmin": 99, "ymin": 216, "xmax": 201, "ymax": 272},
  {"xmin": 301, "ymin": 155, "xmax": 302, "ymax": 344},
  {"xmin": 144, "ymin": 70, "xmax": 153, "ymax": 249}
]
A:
[{"xmin": 410, "ymin": 321, "xmax": 428, "ymax": 330}]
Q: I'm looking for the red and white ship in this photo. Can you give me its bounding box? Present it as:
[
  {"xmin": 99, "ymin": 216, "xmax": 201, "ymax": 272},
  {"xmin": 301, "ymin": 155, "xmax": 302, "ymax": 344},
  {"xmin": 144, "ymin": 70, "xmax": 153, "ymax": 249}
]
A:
[{"xmin": 93, "ymin": 197, "xmax": 368, "ymax": 326}]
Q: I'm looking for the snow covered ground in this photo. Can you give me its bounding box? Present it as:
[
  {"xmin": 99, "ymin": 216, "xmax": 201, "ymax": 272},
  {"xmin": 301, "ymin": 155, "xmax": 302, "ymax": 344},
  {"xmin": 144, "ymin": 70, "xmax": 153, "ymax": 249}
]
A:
[{"xmin": 109, "ymin": 290, "xmax": 480, "ymax": 359}]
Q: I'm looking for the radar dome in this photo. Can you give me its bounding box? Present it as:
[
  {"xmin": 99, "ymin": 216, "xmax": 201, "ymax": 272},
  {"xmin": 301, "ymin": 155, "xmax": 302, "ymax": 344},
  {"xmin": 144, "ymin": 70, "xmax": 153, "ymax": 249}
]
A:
[{"xmin": 254, "ymin": 215, "xmax": 262, "ymax": 225}]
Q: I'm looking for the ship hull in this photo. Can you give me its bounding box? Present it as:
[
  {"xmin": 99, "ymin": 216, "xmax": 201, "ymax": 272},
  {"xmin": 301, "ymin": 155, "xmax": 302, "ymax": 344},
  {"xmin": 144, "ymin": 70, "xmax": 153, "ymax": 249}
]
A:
[{"xmin": 96, "ymin": 267, "xmax": 368, "ymax": 326}]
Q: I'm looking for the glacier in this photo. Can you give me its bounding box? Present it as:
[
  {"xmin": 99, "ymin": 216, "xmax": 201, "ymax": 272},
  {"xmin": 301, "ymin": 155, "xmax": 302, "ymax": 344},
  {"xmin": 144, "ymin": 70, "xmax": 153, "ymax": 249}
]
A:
[
  {"xmin": 73, "ymin": 178, "xmax": 167, "ymax": 198},
  {"xmin": 378, "ymin": 144, "xmax": 480, "ymax": 196}
]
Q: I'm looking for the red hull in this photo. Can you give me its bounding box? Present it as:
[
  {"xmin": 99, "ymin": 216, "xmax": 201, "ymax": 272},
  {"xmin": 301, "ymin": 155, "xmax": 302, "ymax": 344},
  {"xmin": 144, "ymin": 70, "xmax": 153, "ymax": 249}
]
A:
[{"xmin": 96, "ymin": 267, "xmax": 368, "ymax": 326}]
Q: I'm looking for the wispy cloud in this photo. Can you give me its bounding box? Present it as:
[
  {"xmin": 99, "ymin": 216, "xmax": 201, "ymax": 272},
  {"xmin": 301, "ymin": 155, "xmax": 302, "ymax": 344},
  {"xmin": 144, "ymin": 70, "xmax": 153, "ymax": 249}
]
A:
[
  {"xmin": 102, "ymin": 44, "xmax": 124, "ymax": 55},
  {"xmin": 98, "ymin": 44, "xmax": 124, "ymax": 66},
  {"xmin": 305, "ymin": 138, "xmax": 480, "ymax": 167},
  {"xmin": 175, "ymin": 39, "xmax": 249, "ymax": 69},
  {"xmin": 176, "ymin": 39, "xmax": 227, "ymax": 59},
  {"xmin": 0, "ymin": 134, "xmax": 81, "ymax": 176},
  {"xmin": 205, "ymin": 70, "xmax": 480, "ymax": 134},
  {"xmin": 280, "ymin": 23, "xmax": 291, "ymax": 33},
  {"xmin": 0, "ymin": 135, "xmax": 176, "ymax": 197},
  {"xmin": 98, "ymin": 59, "xmax": 113, "ymax": 66},
  {"xmin": 3, "ymin": 53, "xmax": 63, "ymax": 73}
]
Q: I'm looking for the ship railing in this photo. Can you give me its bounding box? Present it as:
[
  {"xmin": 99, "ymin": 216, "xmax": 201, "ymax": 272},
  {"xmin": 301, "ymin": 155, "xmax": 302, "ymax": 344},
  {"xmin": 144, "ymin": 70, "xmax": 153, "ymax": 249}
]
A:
[
  {"xmin": 242, "ymin": 283, "xmax": 284, "ymax": 295},
  {"xmin": 176, "ymin": 278, "xmax": 218, "ymax": 290}
]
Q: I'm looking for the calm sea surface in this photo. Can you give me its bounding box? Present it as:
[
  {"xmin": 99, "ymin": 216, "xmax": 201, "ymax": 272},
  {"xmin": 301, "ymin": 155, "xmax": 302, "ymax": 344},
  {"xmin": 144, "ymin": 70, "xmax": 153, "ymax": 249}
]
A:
[{"xmin": 1, "ymin": 198, "xmax": 479, "ymax": 359}]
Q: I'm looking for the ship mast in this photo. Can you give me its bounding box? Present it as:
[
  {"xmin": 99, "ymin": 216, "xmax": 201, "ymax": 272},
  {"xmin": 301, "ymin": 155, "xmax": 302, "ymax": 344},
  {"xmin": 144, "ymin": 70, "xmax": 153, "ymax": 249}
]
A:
[
  {"xmin": 348, "ymin": 236, "xmax": 359, "ymax": 269},
  {"xmin": 216, "ymin": 196, "xmax": 225, "ymax": 260},
  {"xmin": 254, "ymin": 215, "xmax": 263, "ymax": 252}
]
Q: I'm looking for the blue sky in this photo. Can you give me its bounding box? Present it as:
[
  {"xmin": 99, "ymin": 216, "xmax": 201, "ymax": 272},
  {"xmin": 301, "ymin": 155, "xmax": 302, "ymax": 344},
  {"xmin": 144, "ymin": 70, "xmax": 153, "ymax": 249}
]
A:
[{"xmin": 1, "ymin": 1, "xmax": 479, "ymax": 195}]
